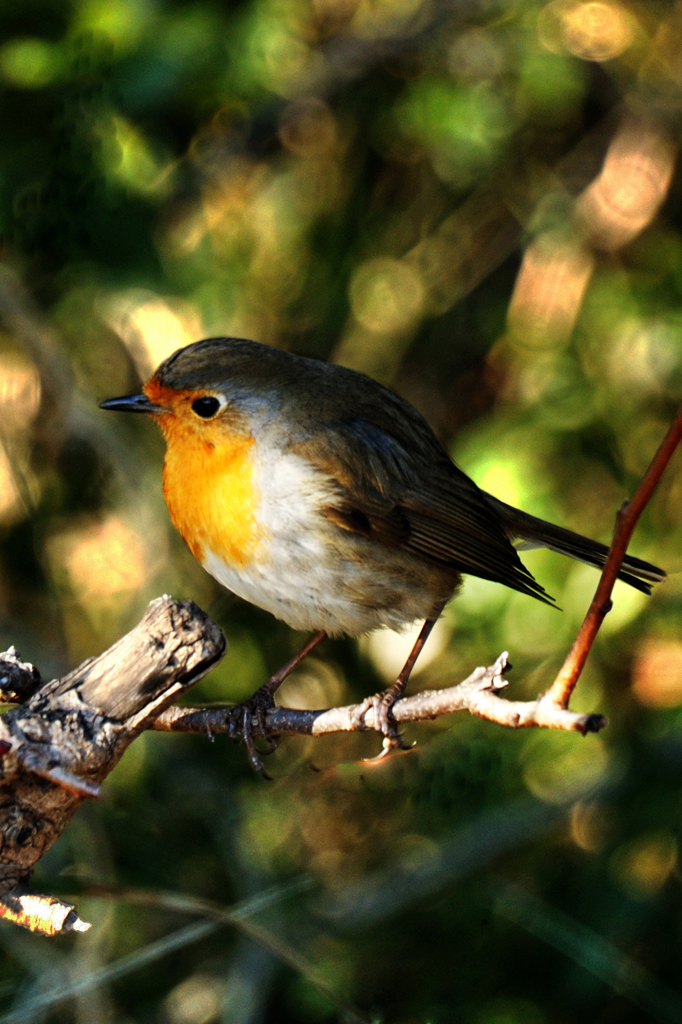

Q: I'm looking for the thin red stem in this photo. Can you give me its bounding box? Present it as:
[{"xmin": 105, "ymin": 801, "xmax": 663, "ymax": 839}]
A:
[{"xmin": 546, "ymin": 402, "xmax": 682, "ymax": 708}]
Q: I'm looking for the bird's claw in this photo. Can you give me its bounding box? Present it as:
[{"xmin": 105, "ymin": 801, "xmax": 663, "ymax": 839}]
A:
[
  {"xmin": 352, "ymin": 686, "xmax": 411, "ymax": 756},
  {"xmin": 226, "ymin": 689, "xmax": 280, "ymax": 779}
]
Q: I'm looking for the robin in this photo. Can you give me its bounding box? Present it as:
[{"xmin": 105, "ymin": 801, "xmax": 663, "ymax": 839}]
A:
[{"xmin": 101, "ymin": 337, "xmax": 665, "ymax": 772}]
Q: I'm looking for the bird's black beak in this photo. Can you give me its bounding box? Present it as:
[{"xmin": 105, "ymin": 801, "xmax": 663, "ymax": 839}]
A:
[{"xmin": 100, "ymin": 393, "xmax": 167, "ymax": 415}]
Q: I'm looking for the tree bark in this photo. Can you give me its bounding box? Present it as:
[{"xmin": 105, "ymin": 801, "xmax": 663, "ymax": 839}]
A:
[{"xmin": 0, "ymin": 596, "xmax": 225, "ymax": 934}]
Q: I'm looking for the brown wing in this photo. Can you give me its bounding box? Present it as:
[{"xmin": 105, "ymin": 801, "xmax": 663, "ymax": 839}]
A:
[{"xmin": 291, "ymin": 418, "xmax": 554, "ymax": 606}]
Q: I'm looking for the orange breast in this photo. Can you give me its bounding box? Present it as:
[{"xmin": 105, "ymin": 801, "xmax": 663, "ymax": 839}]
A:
[{"xmin": 147, "ymin": 383, "xmax": 260, "ymax": 568}]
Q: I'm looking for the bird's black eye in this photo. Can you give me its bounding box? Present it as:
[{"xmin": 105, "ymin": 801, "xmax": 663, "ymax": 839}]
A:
[{"xmin": 191, "ymin": 396, "xmax": 221, "ymax": 419}]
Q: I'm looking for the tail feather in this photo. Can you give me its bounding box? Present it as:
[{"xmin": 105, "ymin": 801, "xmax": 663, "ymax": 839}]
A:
[{"xmin": 484, "ymin": 495, "xmax": 666, "ymax": 596}]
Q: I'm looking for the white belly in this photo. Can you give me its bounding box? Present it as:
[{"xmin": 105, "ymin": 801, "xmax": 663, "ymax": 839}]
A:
[{"xmin": 202, "ymin": 448, "xmax": 454, "ymax": 636}]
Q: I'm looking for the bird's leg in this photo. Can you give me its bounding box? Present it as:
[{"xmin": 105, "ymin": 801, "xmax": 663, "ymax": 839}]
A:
[
  {"xmin": 228, "ymin": 630, "xmax": 327, "ymax": 777},
  {"xmin": 353, "ymin": 609, "xmax": 446, "ymax": 755}
]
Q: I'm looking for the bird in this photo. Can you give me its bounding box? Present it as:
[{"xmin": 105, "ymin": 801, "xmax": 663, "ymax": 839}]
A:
[{"xmin": 101, "ymin": 336, "xmax": 665, "ymax": 772}]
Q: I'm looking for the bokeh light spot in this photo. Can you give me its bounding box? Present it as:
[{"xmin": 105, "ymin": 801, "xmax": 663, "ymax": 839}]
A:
[
  {"xmin": 246, "ymin": 20, "xmax": 317, "ymax": 96},
  {"xmin": 102, "ymin": 291, "xmax": 204, "ymax": 378},
  {"xmin": 0, "ymin": 448, "xmax": 25, "ymax": 527},
  {"xmin": 611, "ymin": 832, "xmax": 677, "ymax": 898},
  {"xmin": 397, "ymin": 79, "xmax": 510, "ymax": 184},
  {"xmin": 352, "ymin": 0, "xmax": 424, "ymax": 38},
  {"xmin": 632, "ymin": 638, "xmax": 682, "ymax": 708},
  {"xmin": 562, "ymin": 567, "xmax": 648, "ymax": 635},
  {"xmin": 448, "ymin": 30, "xmax": 506, "ymax": 83},
  {"xmin": 278, "ymin": 658, "xmax": 346, "ymax": 709},
  {"xmin": 562, "ymin": 1, "xmax": 635, "ymax": 61},
  {"xmin": 361, "ymin": 618, "xmax": 451, "ymax": 683},
  {"xmin": 350, "ymin": 257, "xmax": 424, "ymax": 334},
  {"xmin": 570, "ymin": 800, "xmax": 613, "ymax": 852},
  {"xmin": 100, "ymin": 115, "xmax": 174, "ymax": 198},
  {"xmin": 74, "ymin": 0, "xmax": 154, "ymax": 52},
  {"xmin": 476, "ymin": 463, "xmax": 522, "ymax": 510},
  {"xmin": 0, "ymin": 39, "xmax": 63, "ymax": 88},
  {"xmin": 605, "ymin": 318, "xmax": 680, "ymax": 396},
  {"xmin": 577, "ymin": 125, "xmax": 675, "ymax": 250},
  {"xmin": 279, "ymin": 98, "xmax": 339, "ymax": 156},
  {"xmin": 523, "ymin": 732, "xmax": 610, "ymax": 802},
  {"xmin": 165, "ymin": 973, "xmax": 224, "ymax": 1024},
  {"xmin": 509, "ymin": 234, "xmax": 594, "ymax": 345},
  {"xmin": 0, "ymin": 353, "xmax": 41, "ymax": 430},
  {"xmin": 47, "ymin": 516, "xmax": 146, "ymax": 608}
]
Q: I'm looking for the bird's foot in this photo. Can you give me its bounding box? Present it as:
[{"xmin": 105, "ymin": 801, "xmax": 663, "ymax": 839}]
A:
[
  {"xmin": 224, "ymin": 632, "xmax": 328, "ymax": 778},
  {"xmin": 226, "ymin": 687, "xmax": 280, "ymax": 779},
  {"xmin": 352, "ymin": 683, "xmax": 411, "ymax": 757}
]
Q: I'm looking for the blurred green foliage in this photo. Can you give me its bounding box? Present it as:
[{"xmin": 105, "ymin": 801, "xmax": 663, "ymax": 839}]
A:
[{"xmin": 1, "ymin": 0, "xmax": 682, "ymax": 1021}]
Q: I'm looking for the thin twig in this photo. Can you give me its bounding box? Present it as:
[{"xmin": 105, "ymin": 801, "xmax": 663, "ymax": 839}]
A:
[
  {"xmin": 0, "ymin": 886, "xmax": 90, "ymax": 936},
  {"xmin": 545, "ymin": 402, "xmax": 682, "ymax": 708},
  {"xmin": 152, "ymin": 652, "xmax": 606, "ymax": 741}
]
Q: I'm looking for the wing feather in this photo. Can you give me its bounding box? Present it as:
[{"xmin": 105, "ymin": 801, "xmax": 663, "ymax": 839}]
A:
[{"xmin": 291, "ymin": 418, "xmax": 554, "ymax": 605}]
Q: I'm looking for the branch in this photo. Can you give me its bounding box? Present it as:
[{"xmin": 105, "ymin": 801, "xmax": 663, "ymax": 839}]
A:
[
  {"xmin": 0, "ymin": 596, "xmax": 604, "ymax": 939},
  {"xmin": 545, "ymin": 401, "xmax": 682, "ymax": 707},
  {"xmin": 152, "ymin": 652, "xmax": 605, "ymax": 740},
  {"xmin": 0, "ymin": 596, "xmax": 225, "ymax": 935},
  {"xmin": 0, "ymin": 884, "xmax": 91, "ymax": 936}
]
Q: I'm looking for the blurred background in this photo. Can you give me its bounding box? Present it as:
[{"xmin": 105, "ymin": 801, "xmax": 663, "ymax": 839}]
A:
[{"xmin": 1, "ymin": 0, "xmax": 682, "ymax": 1021}]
